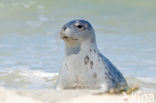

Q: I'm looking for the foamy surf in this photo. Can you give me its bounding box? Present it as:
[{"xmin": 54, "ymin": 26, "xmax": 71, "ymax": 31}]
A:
[
  {"xmin": 137, "ymin": 77, "xmax": 156, "ymax": 84},
  {"xmin": 0, "ymin": 70, "xmax": 58, "ymax": 89}
]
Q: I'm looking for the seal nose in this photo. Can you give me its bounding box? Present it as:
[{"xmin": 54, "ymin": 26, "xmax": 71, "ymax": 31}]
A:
[{"xmin": 62, "ymin": 25, "xmax": 67, "ymax": 31}]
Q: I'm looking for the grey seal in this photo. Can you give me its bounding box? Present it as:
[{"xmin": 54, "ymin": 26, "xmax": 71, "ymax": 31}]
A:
[{"xmin": 56, "ymin": 19, "xmax": 127, "ymax": 92}]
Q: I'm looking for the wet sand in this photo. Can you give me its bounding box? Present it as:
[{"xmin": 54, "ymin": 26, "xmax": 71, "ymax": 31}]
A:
[{"xmin": 0, "ymin": 87, "xmax": 155, "ymax": 103}]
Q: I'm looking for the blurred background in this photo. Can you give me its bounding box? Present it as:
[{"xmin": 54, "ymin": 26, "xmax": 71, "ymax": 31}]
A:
[{"xmin": 0, "ymin": 0, "xmax": 156, "ymax": 90}]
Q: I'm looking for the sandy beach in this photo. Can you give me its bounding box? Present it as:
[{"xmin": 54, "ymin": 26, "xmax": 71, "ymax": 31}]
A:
[{"xmin": 0, "ymin": 87, "xmax": 155, "ymax": 103}]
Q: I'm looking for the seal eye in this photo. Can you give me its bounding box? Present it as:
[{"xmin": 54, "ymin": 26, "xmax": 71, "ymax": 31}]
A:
[{"xmin": 76, "ymin": 25, "xmax": 83, "ymax": 29}]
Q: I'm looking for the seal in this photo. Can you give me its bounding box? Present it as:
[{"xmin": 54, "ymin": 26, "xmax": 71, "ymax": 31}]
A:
[{"xmin": 56, "ymin": 19, "xmax": 127, "ymax": 92}]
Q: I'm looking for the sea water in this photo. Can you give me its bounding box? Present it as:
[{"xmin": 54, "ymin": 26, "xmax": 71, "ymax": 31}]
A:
[{"xmin": 0, "ymin": 0, "xmax": 156, "ymax": 90}]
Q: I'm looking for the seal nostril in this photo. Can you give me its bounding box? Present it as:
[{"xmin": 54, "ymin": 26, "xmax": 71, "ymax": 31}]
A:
[{"xmin": 62, "ymin": 25, "xmax": 67, "ymax": 31}]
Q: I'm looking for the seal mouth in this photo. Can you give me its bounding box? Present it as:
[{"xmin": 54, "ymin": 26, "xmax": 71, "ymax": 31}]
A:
[
  {"xmin": 59, "ymin": 30, "xmax": 78, "ymax": 40},
  {"xmin": 62, "ymin": 36, "xmax": 68, "ymax": 39},
  {"xmin": 61, "ymin": 36, "xmax": 78, "ymax": 40},
  {"xmin": 60, "ymin": 33, "xmax": 78, "ymax": 40}
]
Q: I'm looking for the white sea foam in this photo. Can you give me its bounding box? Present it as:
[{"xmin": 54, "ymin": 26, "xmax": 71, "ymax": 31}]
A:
[
  {"xmin": 18, "ymin": 70, "xmax": 58, "ymax": 78},
  {"xmin": 0, "ymin": 69, "xmax": 58, "ymax": 89},
  {"xmin": 137, "ymin": 77, "xmax": 156, "ymax": 84}
]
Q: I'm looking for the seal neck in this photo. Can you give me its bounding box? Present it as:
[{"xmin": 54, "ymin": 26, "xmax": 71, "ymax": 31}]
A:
[
  {"xmin": 81, "ymin": 37, "xmax": 98, "ymax": 53},
  {"xmin": 65, "ymin": 37, "xmax": 98, "ymax": 56},
  {"xmin": 65, "ymin": 45, "xmax": 81, "ymax": 56}
]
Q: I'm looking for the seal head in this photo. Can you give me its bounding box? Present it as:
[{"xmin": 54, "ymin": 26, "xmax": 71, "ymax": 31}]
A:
[
  {"xmin": 60, "ymin": 19, "xmax": 96, "ymax": 46},
  {"xmin": 59, "ymin": 19, "xmax": 97, "ymax": 56}
]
